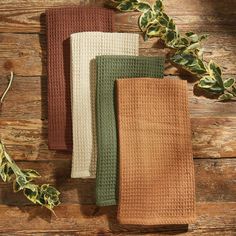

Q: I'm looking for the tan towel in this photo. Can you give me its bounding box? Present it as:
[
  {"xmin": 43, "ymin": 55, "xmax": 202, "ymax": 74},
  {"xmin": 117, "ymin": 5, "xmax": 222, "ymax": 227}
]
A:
[{"xmin": 116, "ymin": 78, "xmax": 196, "ymax": 225}]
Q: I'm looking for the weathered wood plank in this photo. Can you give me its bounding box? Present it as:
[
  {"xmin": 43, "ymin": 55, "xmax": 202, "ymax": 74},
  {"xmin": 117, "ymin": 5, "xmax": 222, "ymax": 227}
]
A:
[
  {"xmin": 0, "ymin": 76, "xmax": 47, "ymax": 119},
  {"xmin": 191, "ymin": 118, "xmax": 236, "ymax": 158},
  {"xmin": 0, "ymin": 202, "xmax": 235, "ymax": 235},
  {"xmin": 0, "ymin": 33, "xmax": 45, "ymax": 76},
  {"xmin": 0, "ymin": 0, "xmax": 235, "ymax": 33},
  {"xmin": 1, "ymin": 33, "xmax": 236, "ymax": 76},
  {"xmin": 0, "ymin": 159, "xmax": 235, "ymax": 205},
  {"xmin": 1, "ymin": 76, "xmax": 236, "ymax": 120},
  {"xmin": 1, "ymin": 118, "xmax": 236, "ymax": 160}
]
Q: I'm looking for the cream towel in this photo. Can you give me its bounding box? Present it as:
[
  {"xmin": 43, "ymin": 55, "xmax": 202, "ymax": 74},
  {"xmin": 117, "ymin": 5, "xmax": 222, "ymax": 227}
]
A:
[{"xmin": 70, "ymin": 32, "xmax": 139, "ymax": 178}]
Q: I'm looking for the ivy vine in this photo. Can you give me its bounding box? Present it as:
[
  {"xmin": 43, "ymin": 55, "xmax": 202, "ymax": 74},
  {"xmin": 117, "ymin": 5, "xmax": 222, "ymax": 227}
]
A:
[
  {"xmin": 109, "ymin": 0, "xmax": 236, "ymax": 101},
  {"xmin": 0, "ymin": 73, "xmax": 60, "ymax": 214}
]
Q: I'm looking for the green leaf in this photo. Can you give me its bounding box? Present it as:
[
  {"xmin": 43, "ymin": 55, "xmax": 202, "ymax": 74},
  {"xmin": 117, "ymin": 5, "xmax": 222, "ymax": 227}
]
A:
[
  {"xmin": 218, "ymin": 93, "xmax": 234, "ymax": 101},
  {"xmin": 209, "ymin": 84, "xmax": 224, "ymax": 93},
  {"xmin": 153, "ymin": 0, "xmax": 163, "ymax": 12},
  {"xmin": 13, "ymin": 179, "xmax": 21, "ymax": 192},
  {"xmin": 146, "ymin": 22, "xmax": 162, "ymax": 37},
  {"xmin": 0, "ymin": 139, "xmax": 60, "ymax": 213},
  {"xmin": 13, "ymin": 176, "xmax": 28, "ymax": 192},
  {"xmin": 0, "ymin": 166, "xmax": 7, "ymax": 182},
  {"xmin": 223, "ymin": 78, "xmax": 235, "ymax": 88},
  {"xmin": 159, "ymin": 13, "xmax": 169, "ymax": 27},
  {"xmin": 186, "ymin": 32, "xmax": 199, "ymax": 43},
  {"xmin": 168, "ymin": 19, "xmax": 176, "ymax": 30},
  {"xmin": 171, "ymin": 52, "xmax": 207, "ymax": 74},
  {"xmin": 36, "ymin": 184, "xmax": 61, "ymax": 213},
  {"xmin": 139, "ymin": 10, "xmax": 156, "ymax": 31},
  {"xmin": 185, "ymin": 32, "xmax": 195, "ymax": 37},
  {"xmin": 0, "ymin": 143, "xmax": 4, "ymax": 161},
  {"xmin": 117, "ymin": 0, "xmax": 137, "ymax": 11},
  {"xmin": 165, "ymin": 29, "xmax": 176, "ymax": 43},
  {"xmin": 199, "ymin": 34, "xmax": 209, "ymax": 41},
  {"xmin": 231, "ymin": 86, "xmax": 236, "ymax": 96},
  {"xmin": 185, "ymin": 32, "xmax": 208, "ymax": 44},
  {"xmin": 208, "ymin": 60, "xmax": 224, "ymax": 87},
  {"xmin": 22, "ymin": 169, "xmax": 41, "ymax": 179},
  {"xmin": 187, "ymin": 42, "xmax": 201, "ymax": 51},
  {"xmin": 198, "ymin": 76, "xmax": 216, "ymax": 88},
  {"xmin": 178, "ymin": 37, "xmax": 189, "ymax": 47},
  {"xmin": 136, "ymin": 2, "xmax": 151, "ymax": 12},
  {"xmin": 0, "ymin": 163, "xmax": 14, "ymax": 182},
  {"xmin": 24, "ymin": 184, "xmax": 39, "ymax": 204}
]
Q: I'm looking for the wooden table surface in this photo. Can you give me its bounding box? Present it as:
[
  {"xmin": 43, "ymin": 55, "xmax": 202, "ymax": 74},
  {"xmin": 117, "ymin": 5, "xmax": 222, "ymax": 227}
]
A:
[{"xmin": 0, "ymin": 0, "xmax": 236, "ymax": 235}]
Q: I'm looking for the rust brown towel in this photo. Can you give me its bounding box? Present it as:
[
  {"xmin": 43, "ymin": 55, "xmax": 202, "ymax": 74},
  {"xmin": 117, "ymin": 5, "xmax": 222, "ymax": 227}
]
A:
[
  {"xmin": 46, "ymin": 7, "xmax": 114, "ymax": 150},
  {"xmin": 116, "ymin": 78, "xmax": 196, "ymax": 225}
]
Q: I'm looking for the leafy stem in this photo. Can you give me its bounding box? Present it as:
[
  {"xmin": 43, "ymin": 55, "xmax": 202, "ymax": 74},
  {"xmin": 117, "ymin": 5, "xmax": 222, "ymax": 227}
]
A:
[
  {"xmin": 0, "ymin": 72, "xmax": 61, "ymax": 214},
  {"xmin": 110, "ymin": 0, "xmax": 236, "ymax": 101}
]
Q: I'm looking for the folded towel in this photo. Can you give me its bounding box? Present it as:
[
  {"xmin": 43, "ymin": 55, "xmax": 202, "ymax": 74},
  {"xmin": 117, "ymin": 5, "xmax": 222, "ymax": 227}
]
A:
[
  {"xmin": 70, "ymin": 32, "xmax": 139, "ymax": 178},
  {"xmin": 46, "ymin": 7, "xmax": 114, "ymax": 150},
  {"xmin": 116, "ymin": 78, "xmax": 196, "ymax": 225},
  {"xmin": 96, "ymin": 56, "xmax": 165, "ymax": 206}
]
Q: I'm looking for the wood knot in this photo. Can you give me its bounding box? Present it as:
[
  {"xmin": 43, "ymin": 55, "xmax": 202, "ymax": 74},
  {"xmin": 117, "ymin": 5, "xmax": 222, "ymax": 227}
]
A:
[{"xmin": 4, "ymin": 60, "xmax": 13, "ymax": 71}]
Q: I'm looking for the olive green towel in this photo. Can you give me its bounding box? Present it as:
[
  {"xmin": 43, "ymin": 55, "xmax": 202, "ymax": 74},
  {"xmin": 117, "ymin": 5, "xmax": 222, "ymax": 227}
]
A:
[{"xmin": 96, "ymin": 55, "xmax": 165, "ymax": 206}]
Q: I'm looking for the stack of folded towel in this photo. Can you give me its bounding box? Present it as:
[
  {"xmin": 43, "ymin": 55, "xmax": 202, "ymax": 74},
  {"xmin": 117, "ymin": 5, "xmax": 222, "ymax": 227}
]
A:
[{"xmin": 46, "ymin": 6, "xmax": 196, "ymax": 225}]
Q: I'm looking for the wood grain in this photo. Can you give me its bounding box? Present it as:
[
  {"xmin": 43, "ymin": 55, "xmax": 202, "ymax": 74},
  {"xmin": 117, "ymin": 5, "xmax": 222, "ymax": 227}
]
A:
[
  {"xmin": 1, "ymin": 33, "xmax": 236, "ymax": 76},
  {"xmin": 0, "ymin": 0, "xmax": 236, "ymax": 234},
  {"xmin": 0, "ymin": 158, "xmax": 235, "ymax": 205},
  {"xmin": 0, "ymin": 0, "xmax": 235, "ymax": 33},
  {"xmin": 1, "ymin": 118, "xmax": 236, "ymax": 160},
  {"xmin": 0, "ymin": 203, "xmax": 235, "ymax": 235},
  {"xmin": 0, "ymin": 76, "xmax": 236, "ymax": 120}
]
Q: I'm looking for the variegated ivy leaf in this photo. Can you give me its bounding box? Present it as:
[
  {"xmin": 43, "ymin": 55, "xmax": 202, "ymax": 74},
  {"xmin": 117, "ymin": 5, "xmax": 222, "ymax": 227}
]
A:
[
  {"xmin": 208, "ymin": 60, "xmax": 224, "ymax": 88},
  {"xmin": 22, "ymin": 169, "xmax": 41, "ymax": 180},
  {"xmin": 185, "ymin": 32, "xmax": 198, "ymax": 42},
  {"xmin": 199, "ymin": 34, "xmax": 209, "ymax": 41},
  {"xmin": 0, "ymin": 162, "xmax": 14, "ymax": 182},
  {"xmin": 146, "ymin": 22, "xmax": 163, "ymax": 37},
  {"xmin": 139, "ymin": 10, "xmax": 157, "ymax": 31},
  {"xmin": 13, "ymin": 175, "xmax": 28, "ymax": 192},
  {"xmin": 198, "ymin": 76, "xmax": 216, "ymax": 88},
  {"xmin": 187, "ymin": 42, "xmax": 201, "ymax": 51},
  {"xmin": 159, "ymin": 13, "xmax": 170, "ymax": 27},
  {"xmin": 0, "ymin": 154, "xmax": 5, "ymax": 168},
  {"xmin": 165, "ymin": 29, "xmax": 177, "ymax": 44},
  {"xmin": 117, "ymin": 0, "xmax": 137, "ymax": 11},
  {"xmin": 0, "ymin": 140, "xmax": 61, "ymax": 212},
  {"xmin": 153, "ymin": 0, "xmax": 163, "ymax": 12},
  {"xmin": 24, "ymin": 184, "xmax": 39, "ymax": 204},
  {"xmin": 185, "ymin": 32, "xmax": 208, "ymax": 43},
  {"xmin": 218, "ymin": 93, "xmax": 234, "ymax": 101},
  {"xmin": 209, "ymin": 83, "xmax": 224, "ymax": 93},
  {"xmin": 177, "ymin": 37, "xmax": 189, "ymax": 48},
  {"xmin": 37, "ymin": 184, "xmax": 61, "ymax": 212},
  {"xmin": 223, "ymin": 78, "xmax": 235, "ymax": 88},
  {"xmin": 0, "ymin": 143, "xmax": 3, "ymax": 161},
  {"xmin": 136, "ymin": 2, "xmax": 151, "ymax": 12},
  {"xmin": 168, "ymin": 18, "xmax": 176, "ymax": 30},
  {"xmin": 172, "ymin": 52, "xmax": 207, "ymax": 74},
  {"xmin": 114, "ymin": 0, "xmax": 235, "ymax": 101},
  {"xmin": 0, "ymin": 163, "xmax": 8, "ymax": 182}
]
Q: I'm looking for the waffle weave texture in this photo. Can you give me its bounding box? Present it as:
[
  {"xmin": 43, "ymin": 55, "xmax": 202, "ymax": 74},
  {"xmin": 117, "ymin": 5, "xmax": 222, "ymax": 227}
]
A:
[
  {"xmin": 70, "ymin": 32, "xmax": 139, "ymax": 178},
  {"xmin": 116, "ymin": 78, "xmax": 196, "ymax": 225},
  {"xmin": 96, "ymin": 56, "xmax": 165, "ymax": 206},
  {"xmin": 46, "ymin": 7, "xmax": 114, "ymax": 150}
]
